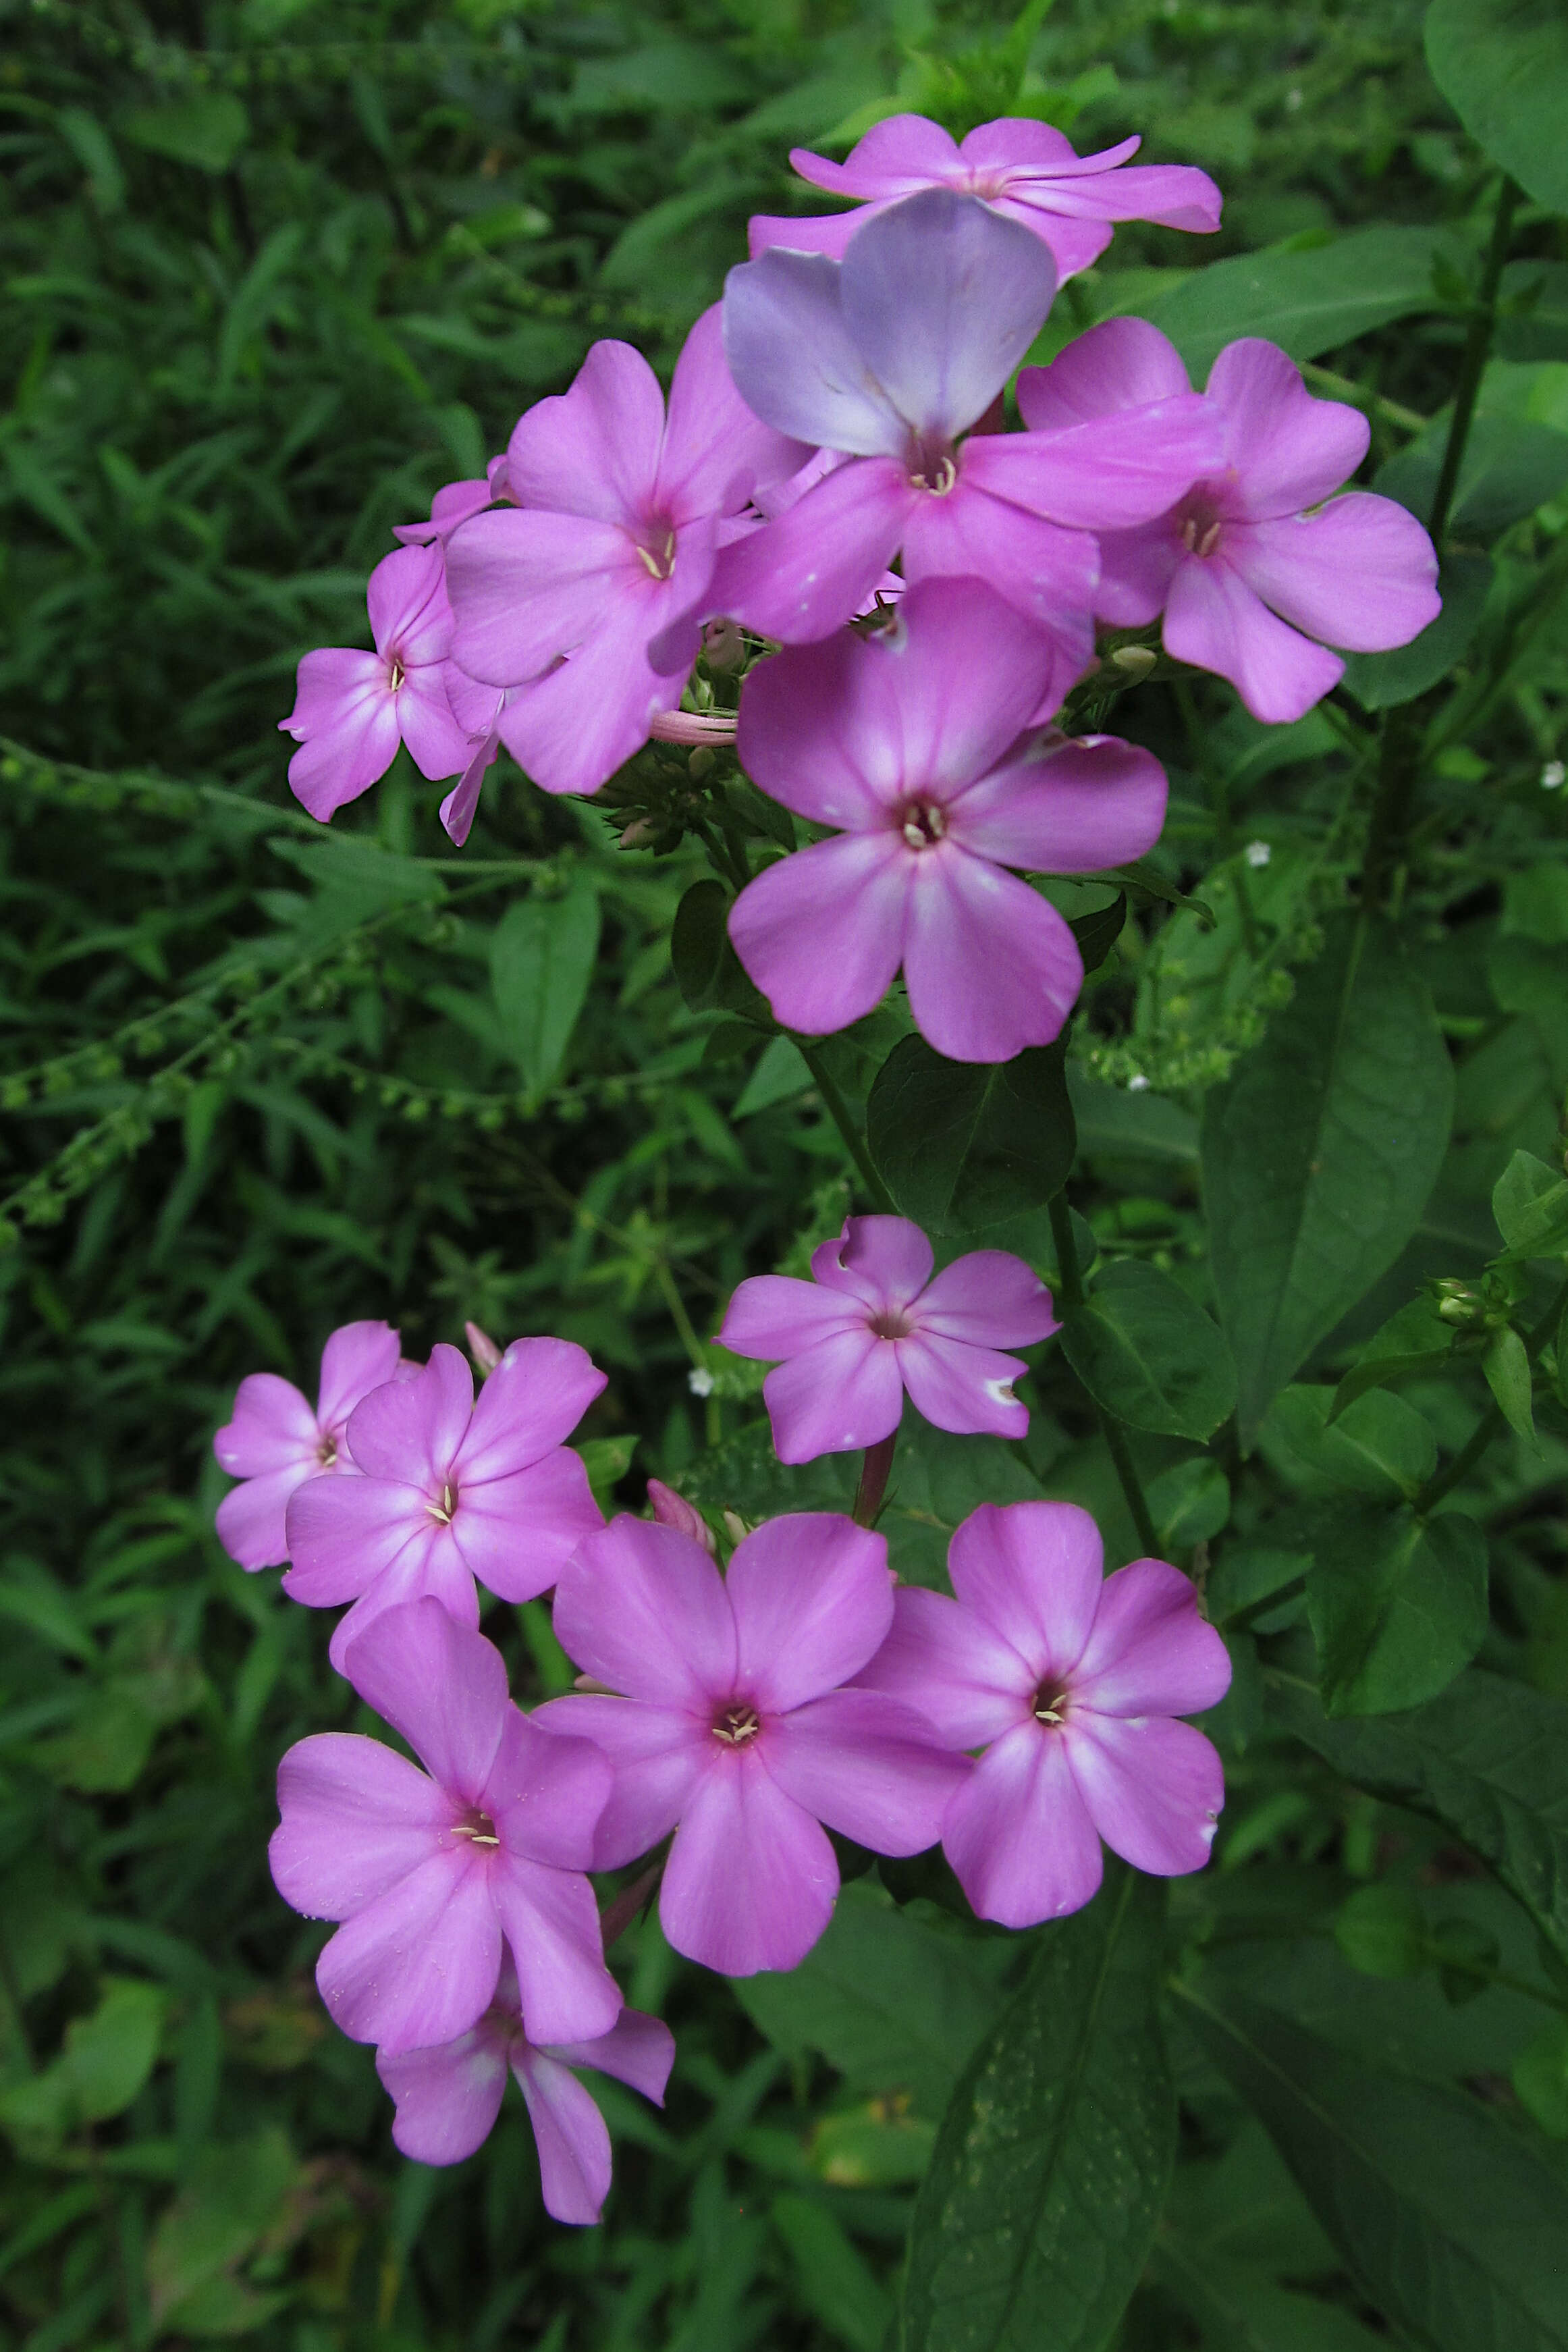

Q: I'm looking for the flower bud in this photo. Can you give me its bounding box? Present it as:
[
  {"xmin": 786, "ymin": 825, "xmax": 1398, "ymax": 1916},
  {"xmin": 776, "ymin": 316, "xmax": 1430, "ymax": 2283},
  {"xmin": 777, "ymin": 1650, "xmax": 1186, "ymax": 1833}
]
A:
[
  {"xmin": 1110, "ymin": 645, "xmax": 1156, "ymax": 680},
  {"xmin": 688, "ymin": 747, "xmax": 715, "ymax": 778},
  {"xmin": 703, "ymin": 616, "xmax": 745, "ymax": 672},
  {"xmin": 647, "ymin": 1478, "xmax": 718, "ymax": 1556},
  {"xmin": 465, "ymin": 1320, "xmax": 503, "ymax": 1374},
  {"xmin": 618, "ymin": 817, "xmax": 659, "ymax": 850}
]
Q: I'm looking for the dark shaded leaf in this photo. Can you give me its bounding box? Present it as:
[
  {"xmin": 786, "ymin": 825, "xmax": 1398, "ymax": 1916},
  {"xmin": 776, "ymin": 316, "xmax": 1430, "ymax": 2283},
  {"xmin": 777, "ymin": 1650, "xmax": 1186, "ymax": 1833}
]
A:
[
  {"xmin": 867, "ymin": 1034, "xmax": 1075, "ymax": 1237},
  {"xmin": 1307, "ymin": 1503, "xmax": 1488, "ymax": 1715},
  {"xmin": 1426, "ymin": 0, "xmax": 1568, "ymax": 217},
  {"xmin": 1061, "ymin": 1261, "xmax": 1237, "ymax": 1440}
]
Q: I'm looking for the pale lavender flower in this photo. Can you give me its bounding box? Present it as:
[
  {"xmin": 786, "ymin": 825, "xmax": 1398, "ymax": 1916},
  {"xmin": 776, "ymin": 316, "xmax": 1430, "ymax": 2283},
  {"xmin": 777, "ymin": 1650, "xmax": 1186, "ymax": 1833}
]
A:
[
  {"xmin": 377, "ymin": 1963, "xmax": 673, "ymax": 2222},
  {"xmin": 862, "ymin": 1501, "xmax": 1231, "ymax": 1927},
  {"xmin": 1020, "ymin": 320, "xmax": 1442, "ymax": 720},
  {"xmin": 749, "ymin": 113, "xmax": 1221, "ymax": 282},
  {"xmin": 279, "ymin": 544, "xmax": 470, "ymax": 820},
  {"xmin": 213, "ymin": 1320, "xmax": 404, "ymax": 1572},
  {"xmin": 726, "ymin": 577, "xmax": 1168, "ymax": 1062},
  {"xmin": 270, "ymin": 1599, "xmax": 621, "ymax": 2054},
  {"xmin": 720, "ymin": 1216, "xmax": 1058, "ymax": 1462},
  {"xmin": 717, "ymin": 188, "xmax": 1220, "ymax": 656},
  {"xmin": 284, "ymin": 1337, "xmax": 604, "ymax": 1672},
  {"xmin": 535, "ymin": 1514, "xmax": 968, "ymax": 1977}
]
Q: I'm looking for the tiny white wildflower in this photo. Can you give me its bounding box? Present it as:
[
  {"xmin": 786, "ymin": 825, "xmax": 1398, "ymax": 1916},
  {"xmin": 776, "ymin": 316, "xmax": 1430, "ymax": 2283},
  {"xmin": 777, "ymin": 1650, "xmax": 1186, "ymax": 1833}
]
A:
[
  {"xmin": 1127, "ymin": 1073, "xmax": 1152, "ymax": 1092},
  {"xmin": 1245, "ymin": 839, "xmax": 1272, "ymax": 868},
  {"xmin": 1542, "ymin": 759, "xmax": 1565, "ymax": 791},
  {"xmin": 688, "ymin": 1367, "xmax": 715, "ymax": 1397}
]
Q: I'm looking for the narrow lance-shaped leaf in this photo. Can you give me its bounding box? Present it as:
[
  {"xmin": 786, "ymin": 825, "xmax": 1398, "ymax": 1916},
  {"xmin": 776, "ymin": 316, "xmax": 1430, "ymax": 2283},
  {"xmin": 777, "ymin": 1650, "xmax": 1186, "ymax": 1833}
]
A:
[
  {"xmin": 490, "ymin": 880, "xmax": 601, "ymax": 1097},
  {"xmin": 904, "ymin": 1868, "xmax": 1174, "ymax": 2352}
]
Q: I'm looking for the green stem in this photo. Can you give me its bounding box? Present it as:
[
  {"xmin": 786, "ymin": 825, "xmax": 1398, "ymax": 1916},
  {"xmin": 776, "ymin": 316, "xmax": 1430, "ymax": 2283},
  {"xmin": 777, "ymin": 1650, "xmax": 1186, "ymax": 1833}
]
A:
[
  {"xmin": 1047, "ymin": 1192, "xmax": 1162, "ymax": 1557},
  {"xmin": 795, "ymin": 1040, "xmax": 896, "ymax": 1212},
  {"xmin": 1413, "ymin": 1273, "xmax": 1568, "ymax": 1516},
  {"xmin": 1428, "ymin": 173, "xmax": 1521, "ymax": 558},
  {"xmin": 1359, "ymin": 703, "xmax": 1423, "ymax": 915}
]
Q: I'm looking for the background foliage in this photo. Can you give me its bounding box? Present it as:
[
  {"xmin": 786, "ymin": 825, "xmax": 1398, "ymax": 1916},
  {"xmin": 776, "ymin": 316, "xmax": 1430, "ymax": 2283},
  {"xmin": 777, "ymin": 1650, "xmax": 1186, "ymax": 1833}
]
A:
[{"xmin": 3, "ymin": 0, "xmax": 1568, "ymax": 2347}]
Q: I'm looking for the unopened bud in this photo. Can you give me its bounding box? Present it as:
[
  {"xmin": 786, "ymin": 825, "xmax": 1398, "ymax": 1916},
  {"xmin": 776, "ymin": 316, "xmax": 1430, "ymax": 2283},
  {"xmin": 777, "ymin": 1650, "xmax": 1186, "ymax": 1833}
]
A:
[
  {"xmin": 703, "ymin": 616, "xmax": 745, "ymax": 672},
  {"xmin": 648, "ymin": 1478, "xmax": 718, "ymax": 1556},
  {"xmin": 618, "ymin": 818, "xmax": 658, "ymax": 850},
  {"xmin": 1110, "ymin": 645, "xmax": 1156, "ymax": 680},
  {"xmin": 722, "ymin": 1509, "xmax": 752, "ymax": 1546},
  {"xmin": 465, "ymin": 1320, "xmax": 503, "ymax": 1374},
  {"xmin": 688, "ymin": 747, "xmax": 715, "ymax": 778}
]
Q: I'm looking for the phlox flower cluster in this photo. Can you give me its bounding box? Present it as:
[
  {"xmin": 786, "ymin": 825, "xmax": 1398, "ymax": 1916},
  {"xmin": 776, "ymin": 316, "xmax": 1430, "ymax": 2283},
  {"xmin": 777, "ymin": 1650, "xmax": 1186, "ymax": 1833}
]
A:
[
  {"xmin": 279, "ymin": 112, "xmax": 1438, "ymax": 1068},
  {"xmin": 219, "ymin": 1266, "xmax": 1229, "ymax": 2225}
]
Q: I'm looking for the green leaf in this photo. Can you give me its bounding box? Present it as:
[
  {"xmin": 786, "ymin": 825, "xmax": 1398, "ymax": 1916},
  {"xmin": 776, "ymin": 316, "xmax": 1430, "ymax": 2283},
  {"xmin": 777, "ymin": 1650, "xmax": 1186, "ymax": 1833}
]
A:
[
  {"xmin": 1068, "ymin": 890, "xmax": 1127, "ymax": 976},
  {"xmin": 120, "ymin": 92, "xmax": 250, "ymax": 173},
  {"xmin": 1150, "ymin": 2237, "xmax": 1392, "ymax": 2352},
  {"xmin": 574, "ymin": 1433, "xmax": 637, "ymax": 1512},
  {"xmin": 1145, "ymin": 1455, "xmax": 1231, "ymax": 1548},
  {"xmin": 732, "ymin": 1034, "xmax": 811, "ymax": 1119},
  {"xmin": 1498, "ymin": 261, "xmax": 1568, "ymax": 362},
  {"xmin": 1141, "ymin": 226, "xmax": 1457, "ymax": 381},
  {"xmin": 1061, "ymin": 1261, "xmax": 1237, "ymax": 1440},
  {"xmin": 1176, "ymin": 1983, "xmax": 1568, "ymax": 2352},
  {"xmin": 146, "ymin": 2127, "xmax": 298, "ymax": 2331},
  {"xmin": 867, "ymin": 1034, "xmax": 1075, "ymax": 1237},
  {"xmin": 1308, "ymin": 1505, "xmax": 1488, "ymax": 1715},
  {"xmin": 1262, "ymin": 1385, "xmax": 1436, "ymax": 1499},
  {"xmin": 1329, "ymin": 1296, "xmax": 1457, "ymax": 1418},
  {"xmin": 904, "ymin": 1870, "xmax": 1174, "ymax": 2352},
  {"xmin": 732, "ymin": 1879, "xmax": 1008, "ymax": 2119},
  {"xmin": 1482, "ymin": 1325, "xmax": 1537, "ymax": 1441},
  {"xmin": 1492, "ymin": 1150, "xmax": 1568, "ymax": 1262},
  {"xmin": 1426, "ymin": 0, "xmax": 1568, "ymax": 217},
  {"xmin": 1341, "ymin": 554, "xmax": 1493, "ymax": 710},
  {"xmin": 771, "ymin": 2195, "xmax": 894, "ymax": 2352},
  {"xmin": 1271, "ymin": 1669, "xmax": 1568, "ymax": 1965},
  {"xmin": 1201, "ymin": 915, "xmax": 1455, "ymax": 1449},
  {"xmin": 0, "ymin": 1978, "xmax": 166, "ymax": 2143},
  {"xmin": 1513, "ymin": 2017, "xmax": 1568, "ymax": 2138},
  {"xmin": 1376, "ymin": 413, "xmax": 1568, "ymax": 539},
  {"xmin": 1334, "ymin": 1882, "xmax": 1428, "ymax": 1978},
  {"xmin": 670, "ymin": 877, "xmax": 769, "ymax": 1021},
  {"xmin": 490, "ymin": 882, "xmax": 601, "ymax": 1096}
]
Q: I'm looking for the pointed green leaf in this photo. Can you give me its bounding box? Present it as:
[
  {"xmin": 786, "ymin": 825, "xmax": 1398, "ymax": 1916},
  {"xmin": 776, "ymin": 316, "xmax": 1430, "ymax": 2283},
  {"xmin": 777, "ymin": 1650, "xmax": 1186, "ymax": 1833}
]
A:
[
  {"xmin": 867, "ymin": 1034, "xmax": 1075, "ymax": 1237},
  {"xmin": 1307, "ymin": 1504, "xmax": 1488, "ymax": 1715},
  {"xmin": 1061, "ymin": 1261, "xmax": 1237, "ymax": 1440},
  {"xmin": 1426, "ymin": 0, "xmax": 1568, "ymax": 217},
  {"xmin": 490, "ymin": 882, "xmax": 601, "ymax": 1096}
]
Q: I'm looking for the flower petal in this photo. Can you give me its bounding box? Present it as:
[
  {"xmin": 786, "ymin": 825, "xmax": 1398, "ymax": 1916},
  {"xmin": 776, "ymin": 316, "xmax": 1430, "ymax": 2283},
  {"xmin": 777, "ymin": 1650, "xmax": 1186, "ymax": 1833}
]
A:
[
  {"xmin": 495, "ymin": 598, "xmax": 684, "ymax": 799},
  {"xmin": 761, "ymin": 1329, "xmax": 906, "ymax": 1464},
  {"xmin": 719, "ymin": 1275, "xmax": 865, "ymax": 1360},
  {"xmin": 722, "ymin": 249, "xmax": 908, "ymax": 456},
  {"xmin": 902, "ymin": 849, "xmax": 1083, "ymax": 1062},
  {"xmin": 551, "ymin": 2008, "xmax": 676, "ymax": 2106},
  {"xmin": 841, "ymin": 188, "xmax": 1056, "ymax": 442},
  {"xmin": 915, "ymin": 1250, "xmax": 1058, "ymax": 1347},
  {"xmin": 763, "ymin": 1689, "xmax": 968, "ymax": 1852},
  {"xmin": 713, "ymin": 454, "xmax": 913, "ymax": 643},
  {"xmin": 345, "ymin": 1343, "xmax": 472, "ymax": 1485},
  {"xmin": 216, "ymin": 1465, "xmax": 310, "ymax": 1572},
  {"xmin": 282, "ymin": 1474, "xmax": 425, "ymax": 1607},
  {"xmin": 284, "ymin": 658, "xmax": 401, "ymax": 820},
  {"xmin": 728, "ymin": 833, "xmax": 910, "ymax": 1039},
  {"xmin": 865, "ymin": 574, "xmax": 1070, "ymax": 795},
  {"xmin": 339, "ymin": 1595, "xmax": 509, "ymax": 1804},
  {"xmin": 1206, "ymin": 339, "xmax": 1370, "ymax": 517},
  {"xmin": 504, "ymin": 338, "xmax": 666, "ymax": 525},
  {"xmin": 896, "ymin": 1331, "xmax": 1031, "ymax": 1439},
  {"xmin": 859, "ymin": 1585, "xmax": 1033, "ymax": 1746},
  {"xmin": 657, "ymin": 302, "xmax": 808, "ymax": 522},
  {"xmin": 728, "ymin": 1514, "xmax": 894, "ymax": 1710},
  {"xmin": 1092, "ymin": 521, "xmax": 1183, "ymax": 626},
  {"xmin": 379, "ymin": 2027, "xmax": 509, "ymax": 2166},
  {"xmin": 898, "ymin": 479, "xmax": 1099, "ymax": 647},
  {"xmin": 321, "ymin": 1529, "xmax": 481, "ymax": 1678},
  {"xmin": 215, "ymin": 1374, "xmax": 319, "ymax": 1477},
  {"xmin": 790, "ymin": 116, "xmax": 963, "ymax": 200},
  {"xmin": 531, "ymin": 1695, "xmax": 705, "ymax": 1871},
  {"xmin": 481, "ymin": 1709, "xmax": 611, "ymax": 1873},
  {"xmin": 512, "ymin": 2047, "xmax": 614, "ymax": 2225},
  {"xmin": 397, "ymin": 671, "xmax": 470, "ymax": 782},
  {"xmin": 1016, "ymin": 319, "xmax": 1193, "ymax": 432},
  {"xmin": 489, "ymin": 1854, "xmax": 622, "ymax": 2046},
  {"xmin": 660, "ymin": 1755, "xmax": 838, "ymax": 1975},
  {"xmin": 1163, "ymin": 556, "xmax": 1344, "ymax": 723},
  {"xmin": 452, "ymin": 1451, "xmax": 603, "ymax": 1605},
  {"xmin": 1071, "ymin": 1560, "xmax": 1233, "ymax": 1718},
  {"xmin": 948, "ymin": 1500, "xmax": 1104, "ymax": 1685},
  {"xmin": 834, "ymin": 1214, "xmax": 934, "ymax": 1310},
  {"xmin": 271, "ymin": 1732, "xmax": 453, "ymax": 1920},
  {"xmin": 553, "ymin": 1518, "xmax": 737, "ymax": 1709},
  {"xmin": 315, "ymin": 1322, "xmax": 403, "ymax": 1433},
  {"xmin": 948, "ymin": 732, "xmax": 1168, "ymax": 873},
  {"xmin": 969, "ymin": 396, "xmax": 1220, "ymax": 531},
  {"xmin": 1067, "ymin": 1713, "xmax": 1223, "ymax": 1875},
  {"xmin": 456, "ymin": 1337, "xmax": 607, "ymax": 1482},
  {"xmin": 1225, "ymin": 495, "xmax": 1440, "ymax": 654},
  {"xmin": 317, "ymin": 1848, "xmax": 501, "ymax": 2054},
  {"xmin": 943, "ymin": 1721, "xmax": 1104, "ymax": 1927},
  {"xmin": 445, "ymin": 507, "xmax": 640, "ymax": 684},
  {"xmin": 735, "ymin": 626, "xmax": 904, "ymax": 828}
]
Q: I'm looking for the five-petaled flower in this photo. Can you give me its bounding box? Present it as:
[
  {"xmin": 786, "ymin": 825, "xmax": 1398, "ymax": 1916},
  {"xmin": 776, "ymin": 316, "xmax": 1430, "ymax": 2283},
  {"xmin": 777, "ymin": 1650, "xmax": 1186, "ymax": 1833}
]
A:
[
  {"xmin": 862, "ymin": 1499, "xmax": 1232, "ymax": 1927},
  {"xmin": 283, "ymin": 1337, "xmax": 604, "ymax": 1670},
  {"xmin": 726, "ymin": 576, "xmax": 1167, "ymax": 1062},
  {"xmin": 377, "ymin": 1961, "xmax": 674, "ymax": 2224},
  {"xmin": 748, "ymin": 113, "xmax": 1222, "ymax": 283},
  {"xmin": 213, "ymin": 1320, "xmax": 405, "ymax": 1572},
  {"xmin": 720, "ymin": 1214, "xmax": 1058, "ymax": 1462},
  {"xmin": 536, "ymin": 1513, "xmax": 969, "ymax": 1976},
  {"xmin": 270, "ymin": 1599, "xmax": 623, "ymax": 2054}
]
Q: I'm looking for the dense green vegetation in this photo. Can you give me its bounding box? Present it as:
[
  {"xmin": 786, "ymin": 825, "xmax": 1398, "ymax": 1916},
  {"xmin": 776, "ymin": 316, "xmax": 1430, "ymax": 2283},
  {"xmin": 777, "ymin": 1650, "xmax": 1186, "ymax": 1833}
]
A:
[{"xmin": 3, "ymin": 1, "xmax": 1568, "ymax": 2347}]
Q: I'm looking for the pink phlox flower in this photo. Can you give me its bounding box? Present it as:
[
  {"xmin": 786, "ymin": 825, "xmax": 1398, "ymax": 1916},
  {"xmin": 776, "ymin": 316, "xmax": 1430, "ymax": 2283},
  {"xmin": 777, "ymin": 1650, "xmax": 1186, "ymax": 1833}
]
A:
[
  {"xmin": 720, "ymin": 1215, "xmax": 1059, "ymax": 1463},
  {"xmin": 393, "ymin": 454, "xmax": 514, "ymax": 547},
  {"xmin": 749, "ymin": 113, "xmax": 1222, "ymax": 282},
  {"xmin": 279, "ymin": 543, "xmax": 471, "ymax": 821},
  {"xmin": 213, "ymin": 1320, "xmax": 404, "ymax": 1572},
  {"xmin": 436, "ymin": 666, "xmax": 512, "ymax": 847},
  {"xmin": 283, "ymin": 1336, "xmax": 606, "ymax": 1673},
  {"xmin": 717, "ymin": 187, "xmax": 1221, "ymax": 652},
  {"xmin": 533, "ymin": 1513, "xmax": 969, "ymax": 1977},
  {"xmin": 861, "ymin": 1499, "xmax": 1232, "ymax": 1927},
  {"xmin": 270, "ymin": 1597, "xmax": 622, "ymax": 2055},
  {"xmin": 726, "ymin": 575, "xmax": 1168, "ymax": 1063},
  {"xmin": 377, "ymin": 1961, "xmax": 674, "ymax": 2220},
  {"xmin": 1021, "ymin": 320, "xmax": 1442, "ymax": 722},
  {"xmin": 443, "ymin": 306, "xmax": 807, "ymax": 799}
]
